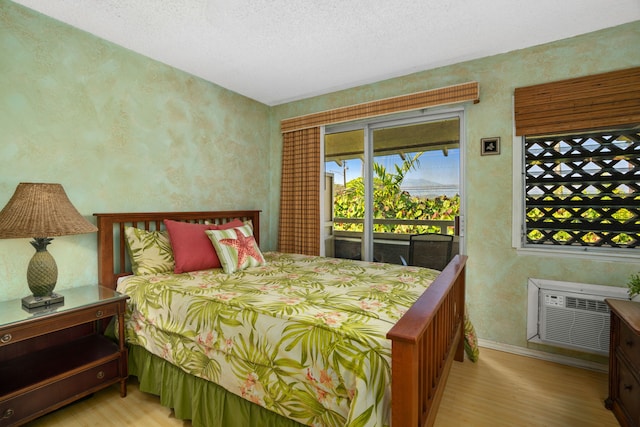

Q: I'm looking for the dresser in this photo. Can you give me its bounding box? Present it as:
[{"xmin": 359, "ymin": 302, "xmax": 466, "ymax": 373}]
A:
[
  {"xmin": 605, "ymin": 298, "xmax": 640, "ymax": 427},
  {"xmin": 0, "ymin": 286, "xmax": 128, "ymax": 426}
]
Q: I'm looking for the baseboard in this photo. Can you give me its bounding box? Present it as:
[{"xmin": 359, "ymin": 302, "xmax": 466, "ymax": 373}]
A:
[{"xmin": 477, "ymin": 338, "xmax": 608, "ymax": 373}]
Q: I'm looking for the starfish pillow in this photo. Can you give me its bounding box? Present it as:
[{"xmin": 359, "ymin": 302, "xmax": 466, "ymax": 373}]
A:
[{"xmin": 205, "ymin": 224, "xmax": 266, "ymax": 274}]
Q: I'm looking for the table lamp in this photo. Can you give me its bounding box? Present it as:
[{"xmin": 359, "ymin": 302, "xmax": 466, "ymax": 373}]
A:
[{"xmin": 0, "ymin": 183, "xmax": 98, "ymax": 308}]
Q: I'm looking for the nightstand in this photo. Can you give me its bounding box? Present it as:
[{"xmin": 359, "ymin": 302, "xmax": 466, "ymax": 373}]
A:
[
  {"xmin": 0, "ymin": 285, "xmax": 128, "ymax": 426},
  {"xmin": 605, "ymin": 298, "xmax": 640, "ymax": 427}
]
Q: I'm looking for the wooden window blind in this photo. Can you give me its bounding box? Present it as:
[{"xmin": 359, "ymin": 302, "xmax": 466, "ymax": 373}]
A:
[
  {"xmin": 281, "ymin": 81, "xmax": 479, "ymax": 133},
  {"xmin": 514, "ymin": 67, "xmax": 640, "ymax": 136}
]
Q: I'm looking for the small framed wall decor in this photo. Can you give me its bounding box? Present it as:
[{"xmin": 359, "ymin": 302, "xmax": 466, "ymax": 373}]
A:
[{"xmin": 481, "ymin": 137, "xmax": 500, "ymax": 156}]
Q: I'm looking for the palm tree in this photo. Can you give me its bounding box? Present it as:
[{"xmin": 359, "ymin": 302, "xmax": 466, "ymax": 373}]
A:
[
  {"xmin": 373, "ymin": 153, "xmax": 422, "ymax": 198},
  {"xmin": 335, "ymin": 153, "xmax": 423, "ymax": 232}
]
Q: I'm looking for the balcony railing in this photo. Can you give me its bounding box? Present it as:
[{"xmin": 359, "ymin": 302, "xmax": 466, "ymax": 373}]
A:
[
  {"xmin": 327, "ymin": 217, "xmax": 459, "ymax": 263},
  {"xmin": 333, "ymin": 217, "xmax": 457, "ymax": 235}
]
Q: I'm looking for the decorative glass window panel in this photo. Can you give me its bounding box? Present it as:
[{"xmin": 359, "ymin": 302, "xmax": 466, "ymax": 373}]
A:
[{"xmin": 523, "ymin": 127, "xmax": 640, "ymax": 251}]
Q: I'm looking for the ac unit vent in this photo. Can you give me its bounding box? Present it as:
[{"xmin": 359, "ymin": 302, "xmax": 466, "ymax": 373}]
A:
[
  {"xmin": 527, "ymin": 279, "xmax": 628, "ymax": 355},
  {"xmin": 565, "ymin": 297, "xmax": 610, "ymax": 313}
]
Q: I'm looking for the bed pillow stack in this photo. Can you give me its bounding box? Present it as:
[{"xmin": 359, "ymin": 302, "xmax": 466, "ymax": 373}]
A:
[
  {"xmin": 123, "ymin": 218, "xmax": 266, "ymax": 276},
  {"xmin": 163, "ymin": 218, "xmax": 244, "ymax": 273}
]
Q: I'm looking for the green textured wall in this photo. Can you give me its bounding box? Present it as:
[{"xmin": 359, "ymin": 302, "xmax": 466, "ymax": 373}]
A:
[
  {"xmin": 271, "ymin": 21, "xmax": 640, "ymax": 359},
  {"xmin": 0, "ymin": 1, "xmax": 271, "ymax": 300},
  {"xmin": 2, "ymin": 0, "xmax": 639, "ymax": 358}
]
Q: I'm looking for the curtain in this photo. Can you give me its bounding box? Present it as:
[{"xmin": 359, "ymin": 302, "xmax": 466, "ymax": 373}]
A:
[{"xmin": 277, "ymin": 127, "xmax": 321, "ymax": 255}]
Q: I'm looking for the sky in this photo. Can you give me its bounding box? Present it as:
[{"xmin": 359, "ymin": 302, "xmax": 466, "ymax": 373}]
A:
[{"xmin": 326, "ymin": 149, "xmax": 460, "ymax": 197}]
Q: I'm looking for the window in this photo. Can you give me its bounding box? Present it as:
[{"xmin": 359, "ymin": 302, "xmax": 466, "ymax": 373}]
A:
[
  {"xmin": 513, "ymin": 67, "xmax": 640, "ymax": 258},
  {"xmin": 522, "ymin": 127, "xmax": 640, "ymax": 251}
]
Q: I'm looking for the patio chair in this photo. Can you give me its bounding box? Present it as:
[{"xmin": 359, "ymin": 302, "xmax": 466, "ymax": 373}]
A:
[{"xmin": 401, "ymin": 233, "xmax": 454, "ymax": 271}]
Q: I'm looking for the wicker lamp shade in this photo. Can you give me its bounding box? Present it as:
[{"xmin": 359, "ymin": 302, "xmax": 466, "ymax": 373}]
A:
[
  {"xmin": 0, "ymin": 183, "xmax": 97, "ymax": 238},
  {"xmin": 0, "ymin": 183, "xmax": 97, "ymax": 308}
]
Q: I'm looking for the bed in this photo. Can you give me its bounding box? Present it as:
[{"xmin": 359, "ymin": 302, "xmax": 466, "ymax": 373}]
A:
[{"xmin": 95, "ymin": 210, "xmax": 471, "ymax": 427}]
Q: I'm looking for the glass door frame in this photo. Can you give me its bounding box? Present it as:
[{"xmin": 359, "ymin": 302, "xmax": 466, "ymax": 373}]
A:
[{"xmin": 321, "ymin": 107, "xmax": 466, "ymax": 261}]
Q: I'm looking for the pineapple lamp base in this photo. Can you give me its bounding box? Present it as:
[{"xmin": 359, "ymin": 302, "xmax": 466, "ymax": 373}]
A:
[
  {"xmin": 22, "ymin": 237, "xmax": 65, "ymax": 309},
  {"xmin": 22, "ymin": 292, "xmax": 64, "ymax": 309}
]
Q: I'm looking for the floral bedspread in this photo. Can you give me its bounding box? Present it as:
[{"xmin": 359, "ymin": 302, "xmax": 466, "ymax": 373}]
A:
[{"xmin": 117, "ymin": 252, "xmax": 448, "ymax": 427}]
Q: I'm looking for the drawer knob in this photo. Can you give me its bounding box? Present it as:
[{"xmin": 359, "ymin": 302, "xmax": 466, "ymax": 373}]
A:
[
  {"xmin": 97, "ymin": 371, "xmax": 105, "ymax": 379},
  {"xmin": 0, "ymin": 333, "xmax": 11, "ymax": 344},
  {"xmin": 625, "ymin": 339, "xmax": 634, "ymax": 347},
  {"xmin": 1, "ymin": 408, "xmax": 14, "ymax": 419},
  {"xmin": 623, "ymin": 383, "xmax": 633, "ymax": 391},
  {"xmin": 95, "ymin": 310, "xmax": 104, "ymax": 318}
]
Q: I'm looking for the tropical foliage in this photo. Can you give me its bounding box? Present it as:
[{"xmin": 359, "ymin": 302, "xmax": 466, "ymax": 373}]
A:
[
  {"xmin": 627, "ymin": 272, "xmax": 640, "ymax": 299},
  {"xmin": 333, "ymin": 153, "xmax": 459, "ymax": 235},
  {"xmin": 526, "ymin": 189, "xmax": 635, "ymax": 245}
]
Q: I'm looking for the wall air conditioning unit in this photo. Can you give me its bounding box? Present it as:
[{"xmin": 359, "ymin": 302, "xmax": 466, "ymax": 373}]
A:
[{"xmin": 527, "ymin": 278, "xmax": 629, "ymax": 355}]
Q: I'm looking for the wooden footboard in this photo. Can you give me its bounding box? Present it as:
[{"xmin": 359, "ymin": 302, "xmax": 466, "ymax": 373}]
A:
[
  {"xmin": 95, "ymin": 210, "xmax": 467, "ymax": 426},
  {"xmin": 387, "ymin": 254, "xmax": 468, "ymax": 427}
]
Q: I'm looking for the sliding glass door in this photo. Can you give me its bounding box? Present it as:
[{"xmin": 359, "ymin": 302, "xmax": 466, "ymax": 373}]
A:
[
  {"xmin": 322, "ymin": 111, "xmax": 463, "ymax": 263},
  {"xmin": 324, "ymin": 127, "xmax": 365, "ymax": 259}
]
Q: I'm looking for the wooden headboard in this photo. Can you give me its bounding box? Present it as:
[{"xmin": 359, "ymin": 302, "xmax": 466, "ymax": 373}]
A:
[{"xmin": 94, "ymin": 210, "xmax": 261, "ymax": 289}]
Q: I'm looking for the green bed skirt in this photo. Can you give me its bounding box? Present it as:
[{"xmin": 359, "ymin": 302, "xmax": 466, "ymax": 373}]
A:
[{"xmin": 128, "ymin": 345, "xmax": 306, "ymax": 427}]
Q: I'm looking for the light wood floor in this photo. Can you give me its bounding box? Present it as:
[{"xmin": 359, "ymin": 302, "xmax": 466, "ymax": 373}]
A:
[
  {"xmin": 26, "ymin": 347, "xmax": 618, "ymax": 427},
  {"xmin": 433, "ymin": 348, "xmax": 617, "ymax": 427}
]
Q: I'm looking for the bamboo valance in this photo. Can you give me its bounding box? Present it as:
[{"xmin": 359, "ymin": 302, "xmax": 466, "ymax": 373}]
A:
[
  {"xmin": 514, "ymin": 67, "xmax": 640, "ymax": 136},
  {"xmin": 281, "ymin": 81, "xmax": 479, "ymax": 133}
]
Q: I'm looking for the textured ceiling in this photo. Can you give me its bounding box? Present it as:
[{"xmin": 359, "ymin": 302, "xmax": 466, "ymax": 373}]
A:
[{"xmin": 11, "ymin": 0, "xmax": 640, "ymax": 106}]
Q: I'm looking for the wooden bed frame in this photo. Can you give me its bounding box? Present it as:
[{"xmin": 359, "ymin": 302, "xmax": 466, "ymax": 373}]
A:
[{"xmin": 94, "ymin": 210, "xmax": 467, "ymax": 427}]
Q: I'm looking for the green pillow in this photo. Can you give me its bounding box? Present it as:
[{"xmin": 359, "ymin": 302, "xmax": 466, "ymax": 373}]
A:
[{"xmin": 124, "ymin": 226, "xmax": 175, "ymax": 275}]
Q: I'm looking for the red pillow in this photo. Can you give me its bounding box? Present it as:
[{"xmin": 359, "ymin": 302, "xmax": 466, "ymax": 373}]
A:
[{"xmin": 164, "ymin": 218, "xmax": 244, "ymax": 273}]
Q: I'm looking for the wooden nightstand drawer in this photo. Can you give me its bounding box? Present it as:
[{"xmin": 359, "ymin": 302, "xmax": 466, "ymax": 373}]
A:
[
  {"xmin": 618, "ymin": 359, "xmax": 640, "ymax": 426},
  {"xmin": 0, "ymin": 359, "xmax": 119, "ymax": 426},
  {"xmin": 0, "ymin": 303, "xmax": 119, "ymax": 347},
  {"xmin": 606, "ymin": 299, "xmax": 640, "ymax": 427},
  {"xmin": 620, "ymin": 321, "xmax": 640, "ymax": 367}
]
